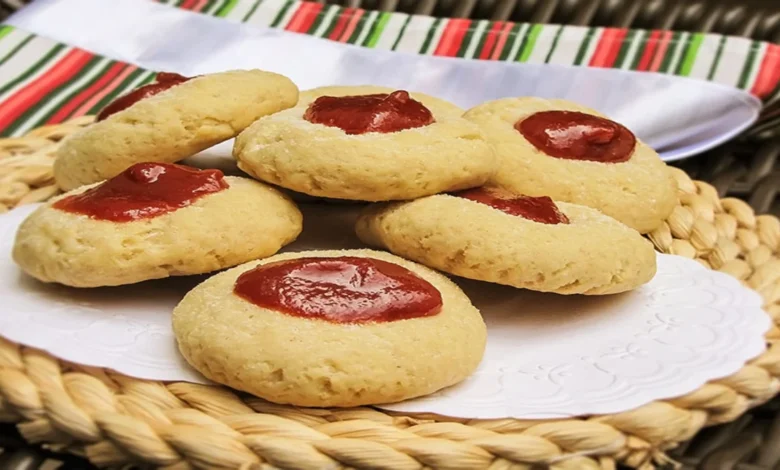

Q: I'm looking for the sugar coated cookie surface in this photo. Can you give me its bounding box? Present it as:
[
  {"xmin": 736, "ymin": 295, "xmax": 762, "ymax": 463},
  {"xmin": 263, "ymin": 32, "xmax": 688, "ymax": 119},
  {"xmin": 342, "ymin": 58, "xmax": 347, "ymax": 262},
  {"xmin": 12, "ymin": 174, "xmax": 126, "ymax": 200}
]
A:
[
  {"xmin": 14, "ymin": 163, "xmax": 302, "ymax": 287},
  {"xmin": 54, "ymin": 69, "xmax": 299, "ymax": 191},
  {"xmin": 233, "ymin": 85, "xmax": 496, "ymax": 201},
  {"xmin": 356, "ymin": 188, "xmax": 657, "ymax": 295},
  {"xmin": 172, "ymin": 249, "xmax": 487, "ymax": 407},
  {"xmin": 463, "ymin": 97, "xmax": 677, "ymax": 233}
]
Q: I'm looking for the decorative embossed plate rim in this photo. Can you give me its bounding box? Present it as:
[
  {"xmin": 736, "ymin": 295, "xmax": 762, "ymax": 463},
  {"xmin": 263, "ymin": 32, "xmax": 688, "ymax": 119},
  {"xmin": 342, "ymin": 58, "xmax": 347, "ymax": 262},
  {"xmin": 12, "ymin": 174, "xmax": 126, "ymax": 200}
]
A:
[
  {"xmin": 0, "ymin": 203, "xmax": 771, "ymax": 419},
  {"xmin": 383, "ymin": 255, "xmax": 770, "ymax": 418}
]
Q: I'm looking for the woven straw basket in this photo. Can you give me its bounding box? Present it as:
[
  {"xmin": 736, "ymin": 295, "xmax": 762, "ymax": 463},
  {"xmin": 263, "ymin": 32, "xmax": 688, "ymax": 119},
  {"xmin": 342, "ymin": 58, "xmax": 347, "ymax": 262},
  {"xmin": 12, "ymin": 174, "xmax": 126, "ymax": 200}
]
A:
[{"xmin": 0, "ymin": 117, "xmax": 778, "ymax": 470}]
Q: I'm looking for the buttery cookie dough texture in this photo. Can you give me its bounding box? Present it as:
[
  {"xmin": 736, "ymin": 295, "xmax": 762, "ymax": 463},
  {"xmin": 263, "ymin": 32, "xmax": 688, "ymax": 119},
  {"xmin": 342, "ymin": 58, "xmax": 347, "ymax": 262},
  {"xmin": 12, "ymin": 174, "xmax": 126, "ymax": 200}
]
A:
[
  {"xmin": 463, "ymin": 97, "xmax": 678, "ymax": 233},
  {"xmin": 234, "ymin": 85, "xmax": 497, "ymax": 201},
  {"xmin": 173, "ymin": 249, "xmax": 487, "ymax": 407},
  {"xmin": 54, "ymin": 69, "xmax": 299, "ymax": 191},
  {"xmin": 356, "ymin": 193, "xmax": 657, "ymax": 295},
  {"xmin": 12, "ymin": 177, "xmax": 302, "ymax": 288}
]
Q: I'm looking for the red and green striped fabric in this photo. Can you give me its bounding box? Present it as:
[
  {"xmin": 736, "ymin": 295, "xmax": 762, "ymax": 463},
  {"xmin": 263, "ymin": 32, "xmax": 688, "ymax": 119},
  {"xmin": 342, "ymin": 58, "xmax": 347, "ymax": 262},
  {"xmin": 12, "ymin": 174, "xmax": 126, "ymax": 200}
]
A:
[
  {"xmin": 0, "ymin": 26, "xmax": 158, "ymax": 137},
  {"xmin": 157, "ymin": 0, "xmax": 780, "ymax": 99},
  {"xmin": 0, "ymin": 0, "xmax": 777, "ymax": 137}
]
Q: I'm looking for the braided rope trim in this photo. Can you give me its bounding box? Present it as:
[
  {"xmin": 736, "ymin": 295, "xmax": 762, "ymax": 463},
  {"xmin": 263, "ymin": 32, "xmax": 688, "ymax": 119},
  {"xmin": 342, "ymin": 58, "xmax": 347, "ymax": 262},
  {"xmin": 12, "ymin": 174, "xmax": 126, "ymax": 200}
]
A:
[{"xmin": 0, "ymin": 119, "xmax": 776, "ymax": 469}]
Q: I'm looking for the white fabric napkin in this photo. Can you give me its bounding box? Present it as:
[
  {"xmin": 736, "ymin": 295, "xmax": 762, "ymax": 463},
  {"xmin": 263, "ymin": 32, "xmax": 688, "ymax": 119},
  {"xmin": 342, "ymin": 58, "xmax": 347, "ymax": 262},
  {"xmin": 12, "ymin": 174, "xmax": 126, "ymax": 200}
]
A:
[{"xmin": 8, "ymin": 0, "xmax": 762, "ymax": 161}]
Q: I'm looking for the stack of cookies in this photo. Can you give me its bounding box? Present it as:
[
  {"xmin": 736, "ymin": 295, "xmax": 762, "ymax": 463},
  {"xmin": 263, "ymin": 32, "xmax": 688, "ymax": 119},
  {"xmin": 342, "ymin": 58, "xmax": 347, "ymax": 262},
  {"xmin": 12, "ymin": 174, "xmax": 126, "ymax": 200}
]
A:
[{"xmin": 10, "ymin": 69, "xmax": 678, "ymax": 408}]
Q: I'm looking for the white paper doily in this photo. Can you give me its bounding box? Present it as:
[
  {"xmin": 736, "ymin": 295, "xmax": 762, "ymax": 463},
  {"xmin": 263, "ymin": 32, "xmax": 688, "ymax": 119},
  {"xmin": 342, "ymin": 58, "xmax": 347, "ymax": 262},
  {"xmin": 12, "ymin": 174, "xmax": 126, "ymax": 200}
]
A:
[{"xmin": 0, "ymin": 203, "xmax": 770, "ymax": 419}]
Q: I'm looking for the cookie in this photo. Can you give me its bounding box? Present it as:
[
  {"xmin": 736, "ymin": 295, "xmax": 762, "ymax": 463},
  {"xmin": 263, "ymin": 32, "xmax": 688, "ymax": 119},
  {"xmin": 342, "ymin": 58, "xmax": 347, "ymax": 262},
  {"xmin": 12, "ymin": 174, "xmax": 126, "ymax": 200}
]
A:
[
  {"xmin": 54, "ymin": 69, "xmax": 299, "ymax": 191},
  {"xmin": 234, "ymin": 85, "xmax": 496, "ymax": 201},
  {"xmin": 463, "ymin": 97, "xmax": 677, "ymax": 233},
  {"xmin": 172, "ymin": 249, "xmax": 487, "ymax": 407},
  {"xmin": 356, "ymin": 187, "xmax": 657, "ymax": 295},
  {"xmin": 14, "ymin": 162, "xmax": 302, "ymax": 287}
]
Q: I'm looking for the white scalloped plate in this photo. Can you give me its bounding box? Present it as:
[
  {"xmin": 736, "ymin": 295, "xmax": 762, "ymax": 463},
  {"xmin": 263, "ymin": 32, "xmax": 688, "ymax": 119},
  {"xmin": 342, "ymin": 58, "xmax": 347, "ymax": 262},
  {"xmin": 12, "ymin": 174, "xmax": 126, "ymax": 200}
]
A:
[{"xmin": 0, "ymin": 203, "xmax": 770, "ymax": 419}]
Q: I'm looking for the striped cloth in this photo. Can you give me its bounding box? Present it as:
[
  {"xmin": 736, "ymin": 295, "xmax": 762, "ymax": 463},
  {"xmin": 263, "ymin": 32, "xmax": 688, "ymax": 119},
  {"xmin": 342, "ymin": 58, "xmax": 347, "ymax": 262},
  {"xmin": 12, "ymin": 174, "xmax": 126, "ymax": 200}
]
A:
[
  {"xmin": 161, "ymin": 0, "xmax": 780, "ymax": 98},
  {"xmin": 0, "ymin": 0, "xmax": 776, "ymax": 137},
  {"xmin": 0, "ymin": 26, "xmax": 157, "ymax": 137}
]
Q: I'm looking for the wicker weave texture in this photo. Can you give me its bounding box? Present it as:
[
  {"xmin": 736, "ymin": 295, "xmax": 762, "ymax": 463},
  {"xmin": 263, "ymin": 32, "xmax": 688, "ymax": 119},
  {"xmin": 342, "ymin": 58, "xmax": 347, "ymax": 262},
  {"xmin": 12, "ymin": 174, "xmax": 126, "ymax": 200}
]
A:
[
  {"xmin": 0, "ymin": 120, "xmax": 776, "ymax": 469},
  {"xmin": 674, "ymin": 140, "xmax": 780, "ymax": 218}
]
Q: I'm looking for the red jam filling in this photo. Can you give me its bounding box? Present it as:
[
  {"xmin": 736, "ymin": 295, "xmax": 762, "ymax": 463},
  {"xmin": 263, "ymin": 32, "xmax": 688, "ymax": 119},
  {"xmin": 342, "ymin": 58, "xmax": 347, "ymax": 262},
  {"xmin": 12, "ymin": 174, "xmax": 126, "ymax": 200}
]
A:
[
  {"xmin": 454, "ymin": 187, "xmax": 569, "ymax": 225},
  {"xmin": 516, "ymin": 110, "xmax": 636, "ymax": 163},
  {"xmin": 96, "ymin": 72, "xmax": 191, "ymax": 121},
  {"xmin": 53, "ymin": 162, "xmax": 228, "ymax": 222},
  {"xmin": 233, "ymin": 256, "xmax": 443, "ymax": 324},
  {"xmin": 302, "ymin": 90, "xmax": 435, "ymax": 135}
]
